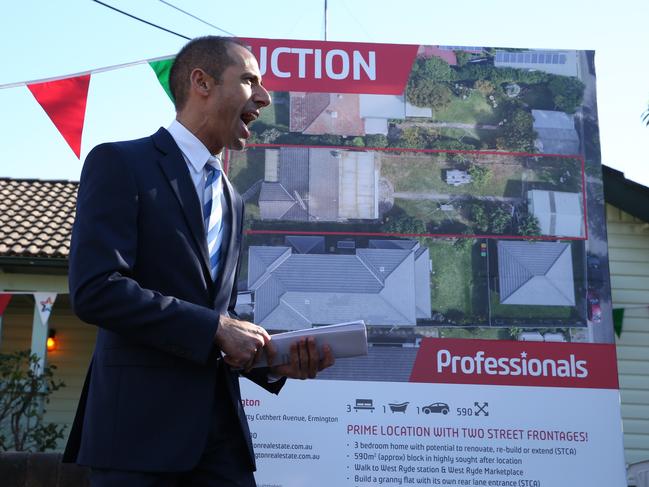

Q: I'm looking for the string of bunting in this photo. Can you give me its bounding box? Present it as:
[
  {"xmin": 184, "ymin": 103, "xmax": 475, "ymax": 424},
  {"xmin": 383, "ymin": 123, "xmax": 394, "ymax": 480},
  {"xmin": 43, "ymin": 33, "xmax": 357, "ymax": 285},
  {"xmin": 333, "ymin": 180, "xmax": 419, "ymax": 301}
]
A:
[
  {"xmin": 0, "ymin": 56, "xmax": 175, "ymax": 158},
  {"xmin": 0, "ymin": 292, "xmax": 58, "ymax": 328},
  {"xmin": 1, "ymin": 290, "xmax": 646, "ymax": 337}
]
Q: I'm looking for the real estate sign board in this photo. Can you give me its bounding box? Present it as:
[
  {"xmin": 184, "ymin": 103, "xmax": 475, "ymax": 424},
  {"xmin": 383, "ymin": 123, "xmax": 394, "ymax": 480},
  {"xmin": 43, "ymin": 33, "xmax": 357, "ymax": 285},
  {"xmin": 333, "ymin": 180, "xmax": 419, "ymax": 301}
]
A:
[{"xmin": 231, "ymin": 38, "xmax": 626, "ymax": 486}]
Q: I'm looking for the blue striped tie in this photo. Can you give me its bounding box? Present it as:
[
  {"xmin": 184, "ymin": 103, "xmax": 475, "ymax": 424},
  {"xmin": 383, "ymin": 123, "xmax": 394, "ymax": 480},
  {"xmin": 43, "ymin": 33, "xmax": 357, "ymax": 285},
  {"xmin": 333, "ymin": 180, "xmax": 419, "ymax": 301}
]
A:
[{"xmin": 204, "ymin": 158, "xmax": 224, "ymax": 281}]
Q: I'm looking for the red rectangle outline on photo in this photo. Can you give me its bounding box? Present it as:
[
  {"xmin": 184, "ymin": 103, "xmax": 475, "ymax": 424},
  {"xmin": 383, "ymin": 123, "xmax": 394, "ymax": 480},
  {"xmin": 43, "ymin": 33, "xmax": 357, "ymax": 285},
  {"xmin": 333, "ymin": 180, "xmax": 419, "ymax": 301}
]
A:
[{"xmin": 224, "ymin": 144, "xmax": 588, "ymax": 241}]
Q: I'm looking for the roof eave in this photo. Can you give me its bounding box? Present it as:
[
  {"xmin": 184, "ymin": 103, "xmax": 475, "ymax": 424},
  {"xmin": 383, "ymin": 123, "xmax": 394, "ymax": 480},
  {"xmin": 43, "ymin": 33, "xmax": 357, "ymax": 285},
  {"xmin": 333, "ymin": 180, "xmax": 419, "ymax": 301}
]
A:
[
  {"xmin": 603, "ymin": 165, "xmax": 649, "ymax": 223},
  {"xmin": 0, "ymin": 256, "xmax": 69, "ymax": 271}
]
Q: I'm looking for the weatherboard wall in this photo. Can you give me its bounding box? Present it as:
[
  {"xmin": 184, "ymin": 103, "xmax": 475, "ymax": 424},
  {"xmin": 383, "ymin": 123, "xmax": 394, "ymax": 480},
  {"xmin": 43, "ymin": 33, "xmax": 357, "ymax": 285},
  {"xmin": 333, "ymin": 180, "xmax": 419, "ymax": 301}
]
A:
[{"xmin": 607, "ymin": 203, "xmax": 649, "ymax": 465}]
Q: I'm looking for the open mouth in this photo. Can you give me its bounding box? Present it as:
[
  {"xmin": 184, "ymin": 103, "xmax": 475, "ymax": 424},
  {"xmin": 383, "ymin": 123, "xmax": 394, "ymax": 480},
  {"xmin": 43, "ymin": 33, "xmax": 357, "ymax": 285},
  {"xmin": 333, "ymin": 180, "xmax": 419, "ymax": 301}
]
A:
[{"xmin": 239, "ymin": 111, "xmax": 259, "ymax": 139}]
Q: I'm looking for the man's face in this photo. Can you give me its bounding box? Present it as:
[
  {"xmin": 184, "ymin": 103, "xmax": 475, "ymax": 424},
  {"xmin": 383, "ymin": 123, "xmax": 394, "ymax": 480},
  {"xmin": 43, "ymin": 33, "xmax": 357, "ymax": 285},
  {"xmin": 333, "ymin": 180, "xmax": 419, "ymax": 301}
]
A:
[{"xmin": 206, "ymin": 44, "xmax": 271, "ymax": 152}]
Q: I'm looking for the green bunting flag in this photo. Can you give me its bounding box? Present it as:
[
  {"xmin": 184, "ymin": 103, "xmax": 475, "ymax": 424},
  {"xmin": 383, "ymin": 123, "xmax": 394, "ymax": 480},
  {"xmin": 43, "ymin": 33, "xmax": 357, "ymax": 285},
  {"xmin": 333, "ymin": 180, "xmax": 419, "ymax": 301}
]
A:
[
  {"xmin": 612, "ymin": 308, "xmax": 625, "ymax": 338},
  {"xmin": 149, "ymin": 58, "xmax": 175, "ymax": 102}
]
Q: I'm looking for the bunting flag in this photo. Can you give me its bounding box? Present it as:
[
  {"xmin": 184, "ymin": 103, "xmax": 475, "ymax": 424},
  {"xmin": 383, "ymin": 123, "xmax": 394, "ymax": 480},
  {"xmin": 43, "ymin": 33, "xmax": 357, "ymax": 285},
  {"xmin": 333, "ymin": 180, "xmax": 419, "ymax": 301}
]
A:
[
  {"xmin": 27, "ymin": 74, "xmax": 91, "ymax": 158},
  {"xmin": 1, "ymin": 54, "xmax": 177, "ymax": 158},
  {"xmin": 33, "ymin": 292, "xmax": 57, "ymax": 328},
  {"xmin": 149, "ymin": 58, "xmax": 175, "ymax": 102},
  {"xmin": 0, "ymin": 293, "xmax": 12, "ymax": 317},
  {"xmin": 612, "ymin": 308, "xmax": 625, "ymax": 338}
]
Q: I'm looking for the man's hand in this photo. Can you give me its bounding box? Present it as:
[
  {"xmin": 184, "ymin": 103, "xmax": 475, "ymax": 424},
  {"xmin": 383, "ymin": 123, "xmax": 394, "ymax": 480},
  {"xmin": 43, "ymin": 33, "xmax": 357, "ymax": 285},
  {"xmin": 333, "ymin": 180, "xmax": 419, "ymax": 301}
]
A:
[
  {"xmin": 266, "ymin": 337, "xmax": 335, "ymax": 380},
  {"xmin": 215, "ymin": 316, "xmax": 270, "ymax": 371}
]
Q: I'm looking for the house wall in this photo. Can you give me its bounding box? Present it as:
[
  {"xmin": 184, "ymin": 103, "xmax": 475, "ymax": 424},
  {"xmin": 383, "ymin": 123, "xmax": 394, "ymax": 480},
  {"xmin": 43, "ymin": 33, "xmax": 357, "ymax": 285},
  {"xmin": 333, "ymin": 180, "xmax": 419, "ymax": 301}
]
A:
[
  {"xmin": 0, "ymin": 294, "xmax": 95, "ymax": 448},
  {"xmin": 0, "ymin": 295, "xmax": 32, "ymax": 354},
  {"xmin": 607, "ymin": 204, "xmax": 649, "ymax": 465}
]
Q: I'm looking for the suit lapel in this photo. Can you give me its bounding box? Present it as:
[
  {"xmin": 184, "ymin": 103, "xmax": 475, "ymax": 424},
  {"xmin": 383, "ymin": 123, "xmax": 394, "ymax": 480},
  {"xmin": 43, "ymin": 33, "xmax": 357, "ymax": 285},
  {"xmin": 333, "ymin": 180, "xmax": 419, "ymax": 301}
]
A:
[
  {"xmin": 153, "ymin": 129, "xmax": 212, "ymax": 281},
  {"xmin": 213, "ymin": 174, "xmax": 241, "ymax": 307}
]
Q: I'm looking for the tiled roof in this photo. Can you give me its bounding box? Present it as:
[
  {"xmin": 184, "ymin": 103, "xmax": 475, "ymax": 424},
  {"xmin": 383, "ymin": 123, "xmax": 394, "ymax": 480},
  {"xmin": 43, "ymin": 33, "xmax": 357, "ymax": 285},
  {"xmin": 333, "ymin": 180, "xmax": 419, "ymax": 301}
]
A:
[
  {"xmin": 497, "ymin": 240, "xmax": 575, "ymax": 306},
  {"xmin": 285, "ymin": 235, "xmax": 325, "ymax": 254},
  {"xmin": 248, "ymin": 243, "xmax": 432, "ymax": 329},
  {"xmin": 0, "ymin": 178, "xmax": 77, "ymax": 259},
  {"xmin": 289, "ymin": 92, "xmax": 330, "ymax": 132},
  {"xmin": 416, "ymin": 45, "xmax": 458, "ymax": 65},
  {"xmin": 317, "ymin": 345, "xmax": 418, "ymax": 382},
  {"xmin": 302, "ymin": 93, "xmax": 364, "ymax": 137}
]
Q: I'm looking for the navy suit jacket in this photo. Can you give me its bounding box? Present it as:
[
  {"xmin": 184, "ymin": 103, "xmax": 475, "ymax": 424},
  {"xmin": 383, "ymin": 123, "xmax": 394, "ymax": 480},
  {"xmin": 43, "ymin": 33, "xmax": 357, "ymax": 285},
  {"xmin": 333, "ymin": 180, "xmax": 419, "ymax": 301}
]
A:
[{"xmin": 63, "ymin": 128, "xmax": 284, "ymax": 472}]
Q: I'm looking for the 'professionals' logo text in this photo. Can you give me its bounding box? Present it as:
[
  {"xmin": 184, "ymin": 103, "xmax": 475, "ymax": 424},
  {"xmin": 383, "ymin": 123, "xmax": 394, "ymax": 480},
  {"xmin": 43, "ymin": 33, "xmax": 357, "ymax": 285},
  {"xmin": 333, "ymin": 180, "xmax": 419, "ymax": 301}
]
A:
[{"xmin": 437, "ymin": 350, "xmax": 588, "ymax": 379}]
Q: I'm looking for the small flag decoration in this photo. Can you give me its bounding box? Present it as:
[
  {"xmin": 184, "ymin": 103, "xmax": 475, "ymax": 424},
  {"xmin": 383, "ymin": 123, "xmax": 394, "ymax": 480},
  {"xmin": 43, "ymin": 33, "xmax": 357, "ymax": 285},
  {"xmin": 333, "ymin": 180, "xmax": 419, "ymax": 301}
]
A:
[
  {"xmin": 0, "ymin": 294, "xmax": 12, "ymax": 317},
  {"xmin": 150, "ymin": 58, "xmax": 175, "ymax": 102},
  {"xmin": 27, "ymin": 74, "xmax": 91, "ymax": 158},
  {"xmin": 33, "ymin": 292, "xmax": 57, "ymax": 328},
  {"xmin": 612, "ymin": 308, "xmax": 625, "ymax": 338}
]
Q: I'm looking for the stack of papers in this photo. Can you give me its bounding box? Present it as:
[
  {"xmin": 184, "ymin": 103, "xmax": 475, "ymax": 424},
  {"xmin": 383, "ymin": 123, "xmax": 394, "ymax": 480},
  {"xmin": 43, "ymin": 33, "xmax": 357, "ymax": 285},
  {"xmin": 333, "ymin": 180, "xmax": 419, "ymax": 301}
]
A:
[{"xmin": 254, "ymin": 320, "xmax": 368, "ymax": 368}]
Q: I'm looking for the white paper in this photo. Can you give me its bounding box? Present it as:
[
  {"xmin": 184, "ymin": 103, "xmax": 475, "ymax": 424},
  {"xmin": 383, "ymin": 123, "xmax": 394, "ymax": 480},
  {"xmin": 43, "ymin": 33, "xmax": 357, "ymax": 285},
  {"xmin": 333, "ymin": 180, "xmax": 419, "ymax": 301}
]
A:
[{"xmin": 254, "ymin": 320, "xmax": 368, "ymax": 368}]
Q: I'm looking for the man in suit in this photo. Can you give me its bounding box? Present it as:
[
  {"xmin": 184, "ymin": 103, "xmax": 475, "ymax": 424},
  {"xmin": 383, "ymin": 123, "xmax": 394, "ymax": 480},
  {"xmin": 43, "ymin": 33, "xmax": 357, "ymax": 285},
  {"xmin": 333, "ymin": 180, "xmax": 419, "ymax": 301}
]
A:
[{"xmin": 64, "ymin": 36, "xmax": 334, "ymax": 486}]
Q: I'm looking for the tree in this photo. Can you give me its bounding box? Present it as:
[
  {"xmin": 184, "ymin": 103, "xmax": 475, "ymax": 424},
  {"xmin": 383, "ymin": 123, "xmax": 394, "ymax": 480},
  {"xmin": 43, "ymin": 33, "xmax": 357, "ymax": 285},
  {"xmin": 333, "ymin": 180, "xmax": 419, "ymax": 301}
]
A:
[
  {"xmin": 364, "ymin": 134, "xmax": 389, "ymax": 148},
  {"xmin": 406, "ymin": 56, "xmax": 455, "ymax": 109},
  {"xmin": 457, "ymin": 64, "xmax": 548, "ymax": 85},
  {"xmin": 383, "ymin": 214, "xmax": 426, "ymax": 234},
  {"xmin": 454, "ymin": 50, "xmax": 473, "ymax": 67},
  {"xmin": 517, "ymin": 214, "xmax": 541, "ymax": 236},
  {"xmin": 345, "ymin": 136, "xmax": 365, "ymax": 147},
  {"xmin": 490, "ymin": 206, "xmax": 513, "ymax": 234},
  {"xmin": 411, "ymin": 56, "xmax": 455, "ymax": 82},
  {"xmin": 473, "ymin": 79, "xmax": 495, "ymax": 96},
  {"xmin": 0, "ymin": 351, "xmax": 66, "ymax": 452},
  {"xmin": 315, "ymin": 134, "xmax": 345, "ymax": 146},
  {"xmin": 468, "ymin": 163, "xmax": 493, "ymax": 188},
  {"xmin": 398, "ymin": 126, "xmax": 439, "ymax": 149},
  {"xmin": 496, "ymin": 105, "xmax": 536, "ymax": 152},
  {"xmin": 548, "ymin": 76, "xmax": 584, "ymax": 114},
  {"xmin": 471, "ymin": 204, "xmax": 489, "ymax": 233},
  {"xmin": 453, "ymin": 235, "xmax": 474, "ymax": 251},
  {"xmin": 407, "ymin": 79, "xmax": 453, "ymax": 110},
  {"xmin": 258, "ymin": 127, "xmax": 282, "ymax": 144},
  {"xmin": 428, "ymin": 138, "xmax": 477, "ymax": 153}
]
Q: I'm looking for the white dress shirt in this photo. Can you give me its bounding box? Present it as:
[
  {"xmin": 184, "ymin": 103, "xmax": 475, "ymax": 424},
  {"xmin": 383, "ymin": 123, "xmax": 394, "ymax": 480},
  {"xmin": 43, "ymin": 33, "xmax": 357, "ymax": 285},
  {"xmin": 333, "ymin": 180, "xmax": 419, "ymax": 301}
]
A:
[
  {"xmin": 167, "ymin": 119, "xmax": 227, "ymax": 218},
  {"xmin": 167, "ymin": 121, "xmax": 278, "ymax": 378}
]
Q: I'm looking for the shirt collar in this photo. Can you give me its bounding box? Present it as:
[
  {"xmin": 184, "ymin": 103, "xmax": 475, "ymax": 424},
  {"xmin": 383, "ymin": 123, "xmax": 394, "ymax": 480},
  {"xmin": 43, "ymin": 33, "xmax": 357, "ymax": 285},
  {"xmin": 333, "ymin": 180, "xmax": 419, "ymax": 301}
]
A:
[{"xmin": 167, "ymin": 119, "xmax": 223, "ymax": 172}]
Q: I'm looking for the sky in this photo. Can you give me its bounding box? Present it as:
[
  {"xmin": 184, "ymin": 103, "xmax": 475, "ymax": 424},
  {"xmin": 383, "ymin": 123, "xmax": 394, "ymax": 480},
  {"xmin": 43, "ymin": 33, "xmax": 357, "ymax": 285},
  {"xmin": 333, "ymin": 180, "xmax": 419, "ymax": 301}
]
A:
[{"xmin": 1, "ymin": 0, "xmax": 648, "ymax": 186}]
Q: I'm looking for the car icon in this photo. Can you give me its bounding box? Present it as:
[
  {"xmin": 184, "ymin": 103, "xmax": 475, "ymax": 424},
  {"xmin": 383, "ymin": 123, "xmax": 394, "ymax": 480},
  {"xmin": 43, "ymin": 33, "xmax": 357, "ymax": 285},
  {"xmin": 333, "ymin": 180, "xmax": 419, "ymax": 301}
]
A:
[
  {"xmin": 587, "ymin": 254, "xmax": 603, "ymax": 288},
  {"xmin": 422, "ymin": 402, "xmax": 449, "ymax": 415}
]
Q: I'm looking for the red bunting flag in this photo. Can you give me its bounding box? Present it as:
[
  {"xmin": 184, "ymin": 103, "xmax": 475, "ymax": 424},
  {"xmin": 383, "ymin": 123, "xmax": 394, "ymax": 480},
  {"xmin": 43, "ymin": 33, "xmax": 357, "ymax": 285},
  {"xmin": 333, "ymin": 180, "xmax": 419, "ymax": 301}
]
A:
[
  {"xmin": 27, "ymin": 74, "xmax": 91, "ymax": 158},
  {"xmin": 0, "ymin": 293, "xmax": 12, "ymax": 317}
]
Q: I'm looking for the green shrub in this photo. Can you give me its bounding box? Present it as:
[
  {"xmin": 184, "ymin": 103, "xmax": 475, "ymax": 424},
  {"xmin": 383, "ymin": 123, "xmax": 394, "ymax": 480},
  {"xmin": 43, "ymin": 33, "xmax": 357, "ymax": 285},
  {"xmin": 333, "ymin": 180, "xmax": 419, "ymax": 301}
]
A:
[{"xmin": 0, "ymin": 350, "xmax": 66, "ymax": 452}]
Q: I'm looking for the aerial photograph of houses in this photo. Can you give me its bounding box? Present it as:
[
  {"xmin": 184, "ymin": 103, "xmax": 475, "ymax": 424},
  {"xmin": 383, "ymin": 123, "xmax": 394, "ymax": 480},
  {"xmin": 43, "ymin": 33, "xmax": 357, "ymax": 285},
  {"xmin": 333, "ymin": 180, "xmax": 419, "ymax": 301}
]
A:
[{"xmin": 226, "ymin": 44, "xmax": 609, "ymax": 378}]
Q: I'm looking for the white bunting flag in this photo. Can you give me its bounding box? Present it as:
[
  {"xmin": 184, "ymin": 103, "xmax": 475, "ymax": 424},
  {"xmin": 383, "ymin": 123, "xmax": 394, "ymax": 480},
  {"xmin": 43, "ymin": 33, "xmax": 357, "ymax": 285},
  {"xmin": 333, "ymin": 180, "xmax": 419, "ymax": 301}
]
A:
[{"xmin": 34, "ymin": 292, "xmax": 57, "ymax": 327}]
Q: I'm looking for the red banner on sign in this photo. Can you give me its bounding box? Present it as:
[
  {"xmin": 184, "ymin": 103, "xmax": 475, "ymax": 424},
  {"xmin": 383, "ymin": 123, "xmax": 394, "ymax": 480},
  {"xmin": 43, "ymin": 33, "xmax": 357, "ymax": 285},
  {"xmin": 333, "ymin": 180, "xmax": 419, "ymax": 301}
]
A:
[
  {"xmin": 242, "ymin": 38, "xmax": 418, "ymax": 94},
  {"xmin": 410, "ymin": 338, "xmax": 619, "ymax": 389}
]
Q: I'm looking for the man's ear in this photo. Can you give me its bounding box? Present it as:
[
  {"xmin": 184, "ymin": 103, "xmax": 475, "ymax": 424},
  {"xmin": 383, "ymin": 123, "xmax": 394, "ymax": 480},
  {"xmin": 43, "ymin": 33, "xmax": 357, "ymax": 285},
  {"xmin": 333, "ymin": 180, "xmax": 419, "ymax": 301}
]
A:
[{"xmin": 189, "ymin": 68, "xmax": 211, "ymax": 97}]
